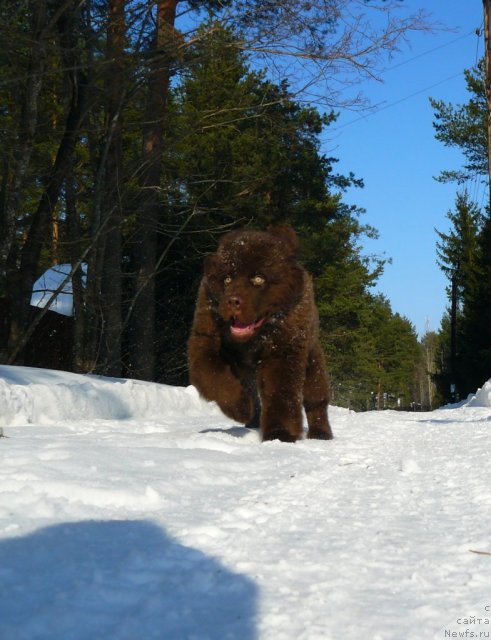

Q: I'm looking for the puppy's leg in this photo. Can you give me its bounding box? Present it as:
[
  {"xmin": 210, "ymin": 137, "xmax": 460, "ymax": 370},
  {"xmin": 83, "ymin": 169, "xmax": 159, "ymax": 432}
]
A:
[
  {"xmin": 304, "ymin": 343, "xmax": 333, "ymax": 440},
  {"xmin": 188, "ymin": 335, "xmax": 254, "ymax": 424},
  {"xmin": 244, "ymin": 384, "xmax": 261, "ymax": 429},
  {"xmin": 258, "ymin": 359, "xmax": 304, "ymax": 442}
]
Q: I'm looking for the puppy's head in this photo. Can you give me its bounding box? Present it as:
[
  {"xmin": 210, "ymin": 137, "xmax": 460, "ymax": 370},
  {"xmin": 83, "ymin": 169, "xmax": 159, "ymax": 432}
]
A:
[{"xmin": 204, "ymin": 226, "xmax": 304, "ymax": 341}]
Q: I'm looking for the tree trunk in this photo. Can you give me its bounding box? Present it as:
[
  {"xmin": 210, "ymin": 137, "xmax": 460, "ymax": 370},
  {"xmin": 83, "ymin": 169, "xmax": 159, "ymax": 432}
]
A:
[
  {"xmin": 7, "ymin": 37, "xmax": 89, "ymax": 363},
  {"xmin": 7, "ymin": 84, "xmax": 89, "ymax": 364},
  {"xmin": 0, "ymin": 1, "xmax": 48, "ymax": 364},
  {"xmin": 0, "ymin": 0, "xmax": 47, "ymax": 282},
  {"xmin": 483, "ymin": 0, "xmax": 491, "ymax": 211},
  {"xmin": 65, "ymin": 158, "xmax": 86, "ymax": 373},
  {"xmin": 128, "ymin": 0, "xmax": 178, "ymax": 381},
  {"xmin": 98, "ymin": 0, "xmax": 126, "ymax": 376}
]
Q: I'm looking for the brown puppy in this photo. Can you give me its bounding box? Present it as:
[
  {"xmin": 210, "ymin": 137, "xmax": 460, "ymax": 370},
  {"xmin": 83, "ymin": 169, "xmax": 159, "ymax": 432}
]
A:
[{"xmin": 188, "ymin": 225, "xmax": 333, "ymax": 442}]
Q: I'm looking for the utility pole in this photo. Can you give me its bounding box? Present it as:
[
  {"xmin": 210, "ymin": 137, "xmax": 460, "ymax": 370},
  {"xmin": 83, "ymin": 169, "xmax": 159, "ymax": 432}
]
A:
[
  {"xmin": 483, "ymin": 0, "xmax": 491, "ymax": 210},
  {"xmin": 450, "ymin": 269, "xmax": 458, "ymax": 403}
]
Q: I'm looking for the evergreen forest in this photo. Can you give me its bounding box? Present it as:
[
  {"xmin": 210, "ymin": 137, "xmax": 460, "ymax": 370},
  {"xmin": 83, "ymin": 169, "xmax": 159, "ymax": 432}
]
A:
[
  {"xmin": 431, "ymin": 59, "xmax": 491, "ymax": 402},
  {"xmin": 0, "ymin": 1, "xmax": 468, "ymax": 411}
]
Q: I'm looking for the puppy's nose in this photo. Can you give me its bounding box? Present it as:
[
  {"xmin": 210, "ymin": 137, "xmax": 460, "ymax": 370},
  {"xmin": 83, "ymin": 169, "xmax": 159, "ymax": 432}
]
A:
[{"xmin": 227, "ymin": 295, "xmax": 242, "ymax": 310}]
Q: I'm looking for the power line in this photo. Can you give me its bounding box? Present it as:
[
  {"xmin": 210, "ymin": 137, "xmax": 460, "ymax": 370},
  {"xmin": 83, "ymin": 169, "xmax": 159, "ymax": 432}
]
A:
[
  {"xmin": 332, "ymin": 27, "xmax": 483, "ymax": 132},
  {"xmin": 380, "ymin": 29, "xmax": 477, "ymax": 75},
  {"xmin": 332, "ymin": 72, "xmax": 464, "ymax": 131}
]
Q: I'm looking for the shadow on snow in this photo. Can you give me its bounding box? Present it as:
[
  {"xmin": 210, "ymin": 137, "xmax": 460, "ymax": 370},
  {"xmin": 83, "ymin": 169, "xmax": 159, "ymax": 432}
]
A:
[
  {"xmin": 0, "ymin": 519, "xmax": 258, "ymax": 640},
  {"xmin": 199, "ymin": 426, "xmax": 257, "ymax": 438}
]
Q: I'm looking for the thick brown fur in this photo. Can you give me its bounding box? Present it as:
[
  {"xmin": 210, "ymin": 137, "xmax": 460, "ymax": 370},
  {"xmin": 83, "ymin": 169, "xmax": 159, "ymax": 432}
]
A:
[{"xmin": 188, "ymin": 225, "xmax": 333, "ymax": 443}]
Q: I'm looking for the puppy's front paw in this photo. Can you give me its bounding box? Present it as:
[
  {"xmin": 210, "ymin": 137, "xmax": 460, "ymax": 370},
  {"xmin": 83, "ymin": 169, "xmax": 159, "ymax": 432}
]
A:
[
  {"xmin": 307, "ymin": 426, "xmax": 333, "ymax": 440},
  {"xmin": 262, "ymin": 426, "xmax": 298, "ymax": 443}
]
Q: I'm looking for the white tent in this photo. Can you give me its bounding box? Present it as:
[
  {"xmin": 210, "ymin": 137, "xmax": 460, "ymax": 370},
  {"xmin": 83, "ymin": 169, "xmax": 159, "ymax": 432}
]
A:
[{"xmin": 30, "ymin": 264, "xmax": 87, "ymax": 317}]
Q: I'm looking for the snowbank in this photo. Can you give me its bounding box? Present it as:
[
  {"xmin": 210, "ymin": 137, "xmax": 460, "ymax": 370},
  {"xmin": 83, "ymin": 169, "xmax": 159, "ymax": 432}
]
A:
[
  {"xmin": 0, "ymin": 365, "xmax": 221, "ymax": 427},
  {"xmin": 464, "ymin": 378, "xmax": 491, "ymax": 408}
]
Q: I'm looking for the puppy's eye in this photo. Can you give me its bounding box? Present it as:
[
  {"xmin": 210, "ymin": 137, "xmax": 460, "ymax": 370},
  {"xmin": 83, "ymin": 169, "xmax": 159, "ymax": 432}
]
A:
[
  {"xmin": 251, "ymin": 275, "xmax": 266, "ymax": 286},
  {"xmin": 224, "ymin": 275, "xmax": 233, "ymax": 285}
]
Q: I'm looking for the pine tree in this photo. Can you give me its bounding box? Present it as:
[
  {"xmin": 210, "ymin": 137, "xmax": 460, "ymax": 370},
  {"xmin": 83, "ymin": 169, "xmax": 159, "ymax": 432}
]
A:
[
  {"xmin": 417, "ymin": 330, "xmax": 443, "ymax": 410},
  {"xmin": 431, "ymin": 59, "xmax": 491, "ymax": 396},
  {"xmin": 430, "ymin": 61, "xmax": 488, "ymax": 184},
  {"xmin": 434, "ymin": 192, "xmax": 483, "ymax": 398},
  {"xmin": 436, "ymin": 191, "xmax": 482, "ymax": 304},
  {"xmin": 460, "ymin": 216, "xmax": 491, "ymax": 390}
]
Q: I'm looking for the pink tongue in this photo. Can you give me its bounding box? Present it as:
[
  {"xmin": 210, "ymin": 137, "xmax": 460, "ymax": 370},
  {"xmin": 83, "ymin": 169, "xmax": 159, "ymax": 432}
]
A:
[
  {"xmin": 230, "ymin": 317, "xmax": 264, "ymax": 337},
  {"xmin": 231, "ymin": 321, "xmax": 256, "ymax": 337}
]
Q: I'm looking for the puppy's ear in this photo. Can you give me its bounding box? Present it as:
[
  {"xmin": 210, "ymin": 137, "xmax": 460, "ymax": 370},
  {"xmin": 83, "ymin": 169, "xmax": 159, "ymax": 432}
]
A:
[
  {"xmin": 267, "ymin": 224, "xmax": 300, "ymax": 256},
  {"xmin": 204, "ymin": 253, "xmax": 218, "ymax": 279}
]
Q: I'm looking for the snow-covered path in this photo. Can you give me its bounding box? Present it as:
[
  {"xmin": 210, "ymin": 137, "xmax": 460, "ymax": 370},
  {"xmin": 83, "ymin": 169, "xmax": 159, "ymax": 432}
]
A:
[{"xmin": 1, "ymin": 365, "xmax": 491, "ymax": 640}]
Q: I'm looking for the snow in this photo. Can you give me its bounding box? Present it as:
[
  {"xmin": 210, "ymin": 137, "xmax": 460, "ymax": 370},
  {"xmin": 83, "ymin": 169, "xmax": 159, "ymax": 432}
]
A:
[
  {"xmin": 1, "ymin": 365, "xmax": 491, "ymax": 640},
  {"xmin": 465, "ymin": 378, "xmax": 491, "ymax": 409}
]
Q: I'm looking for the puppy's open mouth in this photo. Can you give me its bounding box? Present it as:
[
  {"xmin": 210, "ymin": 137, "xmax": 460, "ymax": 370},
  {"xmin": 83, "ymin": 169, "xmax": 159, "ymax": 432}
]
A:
[{"xmin": 230, "ymin": 316, "xmax": 265, "ymax": 339}]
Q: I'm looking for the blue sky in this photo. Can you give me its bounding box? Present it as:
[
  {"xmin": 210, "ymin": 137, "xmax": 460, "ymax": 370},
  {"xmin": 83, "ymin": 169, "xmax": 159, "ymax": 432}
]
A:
[{"xmin": 326, "ymin": 1, "xmax": 486, "ymax": 337}]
